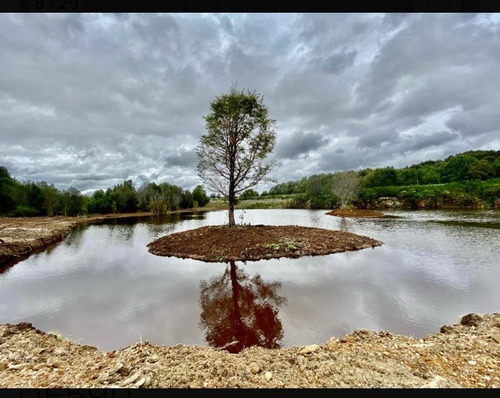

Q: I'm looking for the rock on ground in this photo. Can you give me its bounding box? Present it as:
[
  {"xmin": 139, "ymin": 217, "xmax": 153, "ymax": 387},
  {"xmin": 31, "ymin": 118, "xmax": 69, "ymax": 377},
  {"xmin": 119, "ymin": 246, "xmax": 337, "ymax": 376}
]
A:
[{"xmin": 0, "ymin": 313, "xmax": 499, "ymax": 388}]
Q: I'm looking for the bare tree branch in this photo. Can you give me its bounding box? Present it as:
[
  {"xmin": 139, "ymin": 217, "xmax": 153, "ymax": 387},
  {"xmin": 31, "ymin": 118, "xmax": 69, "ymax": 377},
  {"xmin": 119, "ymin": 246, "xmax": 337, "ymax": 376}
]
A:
[{"xmin": 331, "ymin": 171, "xmax": 360, "ymax": 208}]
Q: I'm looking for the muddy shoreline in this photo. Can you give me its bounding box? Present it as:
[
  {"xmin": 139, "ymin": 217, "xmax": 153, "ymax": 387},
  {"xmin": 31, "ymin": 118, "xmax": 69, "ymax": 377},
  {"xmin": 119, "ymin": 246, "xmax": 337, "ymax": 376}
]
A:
[{"xmin": 0, "ymin": 212, "xmax": 155, "ymax": 269}]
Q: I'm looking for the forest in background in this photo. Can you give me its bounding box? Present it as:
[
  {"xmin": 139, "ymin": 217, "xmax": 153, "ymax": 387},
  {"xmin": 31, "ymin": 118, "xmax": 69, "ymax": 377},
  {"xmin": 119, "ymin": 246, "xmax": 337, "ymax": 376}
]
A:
[
  {"xmin": 259, "ymin": 150, "xmax": 500, "ymax": 210},
  {"xmin": 1, "ymin": 149, "xmax": 499, "ymax": 217},
  {"xmin": 0, "ymin": 171, "xmax": 210, "ymax": 217}
]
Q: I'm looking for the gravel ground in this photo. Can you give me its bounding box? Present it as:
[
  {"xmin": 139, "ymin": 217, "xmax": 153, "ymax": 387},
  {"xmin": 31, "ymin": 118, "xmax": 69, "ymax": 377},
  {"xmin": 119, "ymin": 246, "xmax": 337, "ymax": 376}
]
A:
[{"xmin": 0, "ymin": 313, "xmax": 499, "ymax": 388}]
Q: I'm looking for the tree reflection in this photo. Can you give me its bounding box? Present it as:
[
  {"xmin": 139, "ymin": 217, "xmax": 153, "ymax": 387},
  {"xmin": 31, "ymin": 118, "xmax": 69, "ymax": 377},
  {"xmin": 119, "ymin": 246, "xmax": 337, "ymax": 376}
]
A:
[
  {"xmin": 150, "ymin": 213, "xmax": 182, "ymax": 225},
  {"xmin": 63, "ymin": 224, "xmax": 88, "ymax": 248},
  {"xmin": 339, "ymin": 216, "xmax": 349, "ymax": 232},
  {"xmin": 101, "ymin": 219, "xmax": 135, "ymax": 242},
  {"xmin": 146, "ymin": 214, "xmax": 178, "ymax": 237},
  {"xmin": 199, "ymin": 259, "xmax": 287, "ymax": 353}
]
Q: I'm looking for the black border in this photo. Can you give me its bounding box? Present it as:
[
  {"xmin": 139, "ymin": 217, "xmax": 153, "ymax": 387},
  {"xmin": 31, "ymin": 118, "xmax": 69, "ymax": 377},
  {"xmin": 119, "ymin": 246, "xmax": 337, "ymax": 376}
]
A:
[{"xmin": 3, "ymin": 0, "xmax": 499, "ymax": 13}]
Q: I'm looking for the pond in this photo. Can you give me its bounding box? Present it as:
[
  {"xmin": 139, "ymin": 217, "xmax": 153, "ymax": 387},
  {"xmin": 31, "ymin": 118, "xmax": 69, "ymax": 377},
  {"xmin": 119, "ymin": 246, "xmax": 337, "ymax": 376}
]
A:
[{"xmin": 1, "ymin": 209, "xmax": 499, "ymax": 352}]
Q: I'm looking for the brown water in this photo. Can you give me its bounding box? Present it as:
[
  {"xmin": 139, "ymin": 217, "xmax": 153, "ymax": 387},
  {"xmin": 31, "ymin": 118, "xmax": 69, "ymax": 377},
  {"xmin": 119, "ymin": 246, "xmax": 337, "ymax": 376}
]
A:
[{"xmin": 1, "ymin": 209, "xmax": 499, "ymax": 351}]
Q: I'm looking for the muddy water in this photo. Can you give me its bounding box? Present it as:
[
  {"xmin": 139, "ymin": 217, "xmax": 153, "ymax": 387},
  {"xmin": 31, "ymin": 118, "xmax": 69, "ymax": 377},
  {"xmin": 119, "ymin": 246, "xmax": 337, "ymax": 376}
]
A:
[{"xmin": 1, "ymin": 209, "xmax": 499, "ymax": 352}]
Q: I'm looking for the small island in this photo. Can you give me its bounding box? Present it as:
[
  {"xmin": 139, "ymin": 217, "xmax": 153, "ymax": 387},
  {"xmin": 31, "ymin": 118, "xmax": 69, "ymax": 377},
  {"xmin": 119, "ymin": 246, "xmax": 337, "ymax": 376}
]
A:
[
  {"xmin": 148, "ymin": 88, "xmax": 384, "ymax": 263},
  {"xmin": 325, "ymin": 208, "xmax": 387, "ymax": 218},
  {"xmin": 147, "ymin": 224, "xmax": 383, "ymax": 263}
]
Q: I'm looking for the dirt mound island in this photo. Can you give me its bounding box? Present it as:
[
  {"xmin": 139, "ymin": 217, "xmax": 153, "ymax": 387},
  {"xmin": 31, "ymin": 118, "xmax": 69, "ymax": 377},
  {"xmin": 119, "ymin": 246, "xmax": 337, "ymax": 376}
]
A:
[
  {"xmin": 147, "ymin": 225, "xmax": 383, "ymax": 262},
  {"xmin": 326, "ymin": 208, "xmax": 388, "ymax": 218}
]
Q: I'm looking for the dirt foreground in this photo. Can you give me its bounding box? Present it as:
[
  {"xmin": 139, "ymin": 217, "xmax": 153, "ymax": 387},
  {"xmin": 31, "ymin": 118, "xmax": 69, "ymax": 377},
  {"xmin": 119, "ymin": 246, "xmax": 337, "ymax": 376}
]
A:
[
  {"xmin": 1, "ymin": 214, "xmax": 499, "ymax": 388},
  {"xmin": 0, "ymin": 313, "xmax": 499, "ymax": 388}
]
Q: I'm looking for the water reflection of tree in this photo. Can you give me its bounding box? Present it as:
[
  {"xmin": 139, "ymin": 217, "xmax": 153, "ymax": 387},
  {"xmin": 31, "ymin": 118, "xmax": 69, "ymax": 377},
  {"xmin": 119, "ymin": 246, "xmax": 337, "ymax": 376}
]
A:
[
  {"xmin": 308, "ymin": 211, "xmax": 321, "ymax": 225},
  {"xmin": 63, "ymin": 224, "xmax": 88, "ymax": 248},
  {"xmin": 150, "ymin": 213, "xmax": 182, "ymax": 225},
  {"xmin": 199, "ymin": 259, "xmax": 287, "ymax": 353},
  {"xmin": 100, "ymin": 219, "xmax": 136, "ymax": 242},
  {"xmin": 146, "ymin": 214, "xmax": 179, "ymax": 237},
  {"xmin": 112, "ymin": 224, "xmax": 135, "ymax": 242},
  {"xmin": 339, "ymin": 217, "xmax": 349, "ymax": 232}
]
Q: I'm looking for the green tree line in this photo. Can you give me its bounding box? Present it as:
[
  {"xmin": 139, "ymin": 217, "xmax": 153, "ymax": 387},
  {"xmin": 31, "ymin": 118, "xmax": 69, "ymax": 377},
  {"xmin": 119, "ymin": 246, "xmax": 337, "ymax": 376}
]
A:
[
  {"xmin": 262, "ymin": 150, "xmax": 500, "ymax": 209},
  {"xmin": 0, "ymin": 166, "xmax": 209, "ymax": 217},
  {"xmin": 2, "ymin": 150, "xmax": 499, "ymax": 216}
]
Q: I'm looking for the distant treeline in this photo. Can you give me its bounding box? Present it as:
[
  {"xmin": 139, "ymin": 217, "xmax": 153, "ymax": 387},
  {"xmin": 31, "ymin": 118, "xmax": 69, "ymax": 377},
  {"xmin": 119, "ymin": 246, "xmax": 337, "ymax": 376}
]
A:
[
  {"xmin": 2, "ymin": 150, "xmax": 500, "ymax": 217},
  {"xmin": 0, "ymin": 167, "xmax": 210, "ymax": 217},
  {"xmin": 255, "ymin": 150, "xmax": 500, "ymax": 209}
]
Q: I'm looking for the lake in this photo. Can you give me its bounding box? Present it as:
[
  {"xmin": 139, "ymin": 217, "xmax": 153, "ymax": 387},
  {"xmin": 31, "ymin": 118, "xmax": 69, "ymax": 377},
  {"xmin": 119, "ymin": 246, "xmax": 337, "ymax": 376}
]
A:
[{"xmin": 1, "ymin": 209, "xmax": 499, "ymax": 352}]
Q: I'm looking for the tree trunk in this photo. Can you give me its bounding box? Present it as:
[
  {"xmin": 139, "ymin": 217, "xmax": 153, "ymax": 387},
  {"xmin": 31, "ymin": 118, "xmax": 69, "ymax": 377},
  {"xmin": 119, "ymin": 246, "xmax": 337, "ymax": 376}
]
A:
[
  {"xmin": 228, "ymin": 189, "xmax": 236, "ymax": 227},
  {"xmin": 228, "ymin": 141, "xmax": 236, "ymax": 227}
]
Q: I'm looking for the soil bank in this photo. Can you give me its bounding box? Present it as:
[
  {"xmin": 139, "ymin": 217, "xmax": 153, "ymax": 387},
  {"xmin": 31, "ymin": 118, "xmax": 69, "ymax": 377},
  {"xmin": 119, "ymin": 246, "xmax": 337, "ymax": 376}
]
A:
[{"xmin": 0, "ymin": 313, "xmax": 499, "ymax": 388}]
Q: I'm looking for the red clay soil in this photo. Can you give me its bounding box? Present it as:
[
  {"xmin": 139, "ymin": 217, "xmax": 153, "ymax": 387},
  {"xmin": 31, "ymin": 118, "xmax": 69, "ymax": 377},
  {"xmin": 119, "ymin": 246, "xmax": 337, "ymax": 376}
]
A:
[
  {"xmin": 147, "ymin": 225, "xmax": 383, "ymax": 263},
  {"xmin": 325, "ymin": 208, "xmax": 387, "ymax": 218},
  {"xmin": 0, "ymin": 213, "xmax": 152, "ymax": 268}
]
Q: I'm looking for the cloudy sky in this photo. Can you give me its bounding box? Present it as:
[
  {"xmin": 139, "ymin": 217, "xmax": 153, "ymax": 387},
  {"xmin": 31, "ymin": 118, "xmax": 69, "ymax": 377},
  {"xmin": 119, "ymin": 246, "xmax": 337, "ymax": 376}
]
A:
[{"xmin": 1, "ymin": 13, "xmax": 499, "ymax": 195}]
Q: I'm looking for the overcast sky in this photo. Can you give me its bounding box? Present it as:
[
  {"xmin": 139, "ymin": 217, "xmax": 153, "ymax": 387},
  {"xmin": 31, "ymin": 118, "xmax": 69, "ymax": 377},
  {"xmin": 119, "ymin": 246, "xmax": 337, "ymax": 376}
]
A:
[{"xmin": 1, "ymin": 13, "xmax": 499, "ymax": 195}]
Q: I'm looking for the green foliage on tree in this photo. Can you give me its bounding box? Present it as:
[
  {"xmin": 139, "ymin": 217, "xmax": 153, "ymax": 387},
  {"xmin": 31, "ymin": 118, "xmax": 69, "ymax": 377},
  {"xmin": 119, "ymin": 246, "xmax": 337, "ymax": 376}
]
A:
[
  {"xmin": 180, "ymin": 189, "xmax": 194, "ymax": 209},
  {"xmin": 60, "ymin": 187, "xmax": 84, "ymax": 216},
  {"xmin": 135, "ymin": 182, "xmax": 191, "ymax": 215},
  {"xmin": 306, "ymin": 174, "xmax": 336, "ymax": 209},
  {"xmin": 417, "ymin": 165, "xmax": 441, "ymax": 185},
  {"xmin": 39, "ymin": 182, "xmax": 60, "ymax": 216},
  {"xmin": 192, "ymin": 185, "xmax": 210, "ymax": 207},
  {"xmin": 396, "ymin": 167, "xmax": 419, "ymax": 186},
  {"xmin": 361, "ymin": 167, "xmax": 399, "ymax": 188},
  {"xmin": 465, "ymin": 159, "xmax": 496, "ymax": 181},
  {"xmin": 110, "ymin": 180, "xmax": 138, "ymax": 213},
  {"xmin": 1, "ymin": 149, "xmax": 499, "ymax": 217},
  {"xmin": 239, "ymin": 189, "xmax": 260, "ymax": 200},
  {"xmin": 197, "ymin": 85, "xmax": 279, "ymax": 227},
  {"xmin": 266, "ymin": 150, "xmax": 500, "ymax": 210},
  {"xmin": 136, "ymin": 182, "xmax": 162, "ymax": 212},
  {"xmin": 268, "ymin": 180, "xmax": 303, "ymax": 196},
  {"xmin": 87, "ymin": 189, "xmax": 109, "ymax": 214},
  {"xmin": 440, "ymin": 155, "xmax": 477, "ymax": 183},
  {"xmin": 0, "ymin": 166, "xmax": 17, "ymax": 214}
]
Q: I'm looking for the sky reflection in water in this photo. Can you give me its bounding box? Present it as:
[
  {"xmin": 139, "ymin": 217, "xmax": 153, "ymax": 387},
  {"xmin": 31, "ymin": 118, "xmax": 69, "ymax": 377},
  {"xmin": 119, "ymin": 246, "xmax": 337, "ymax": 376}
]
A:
[{"xmin": 1, "ymin": 209, "xmax": 499, "ymax": 352}]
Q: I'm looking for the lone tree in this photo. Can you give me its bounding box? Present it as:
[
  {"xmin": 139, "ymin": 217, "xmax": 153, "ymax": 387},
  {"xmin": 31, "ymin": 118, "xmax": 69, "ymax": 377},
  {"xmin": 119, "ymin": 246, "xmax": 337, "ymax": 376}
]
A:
[
  {"xmin": 331, "ymin": 170, "xmax": 360, "ymax": 208},
  {"xmin": 197, "ymin": 86, "xmax": 278, "ymax": 227}
]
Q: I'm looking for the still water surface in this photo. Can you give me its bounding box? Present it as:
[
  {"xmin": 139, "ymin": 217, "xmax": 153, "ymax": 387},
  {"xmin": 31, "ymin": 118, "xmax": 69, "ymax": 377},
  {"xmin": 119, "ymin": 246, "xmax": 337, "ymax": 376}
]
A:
[{"xmin": 1, "ymin": 209, "xmax": 499, "ymax": 351}]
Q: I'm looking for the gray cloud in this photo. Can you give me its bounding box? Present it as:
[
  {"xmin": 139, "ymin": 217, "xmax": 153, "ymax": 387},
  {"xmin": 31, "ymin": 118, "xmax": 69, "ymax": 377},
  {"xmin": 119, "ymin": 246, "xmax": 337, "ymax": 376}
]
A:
[
  {"xmin": 164, "ymin": 148, "xmax": 197, "ymax": 168},
  {"xmin": 357, "ymin": 130, "xmax": 400, "ymax": 149},
  {"xmin": 446, "ymin": 107, "xmax": 500, "ymax": 137},
  {"xmin": 310, "ymin": 48, "xmax": 357, "ymax": 75},
  {"xmin": 276, "ymin": 131, "xmax": 329, "ymax": 159},
  {"xmin": 0, "ymin": 13, "xmax": 499, "ymax": 195},
  {"xmin": 403, "ymin": 131, "xmax": 460, "ymax": 153}
]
